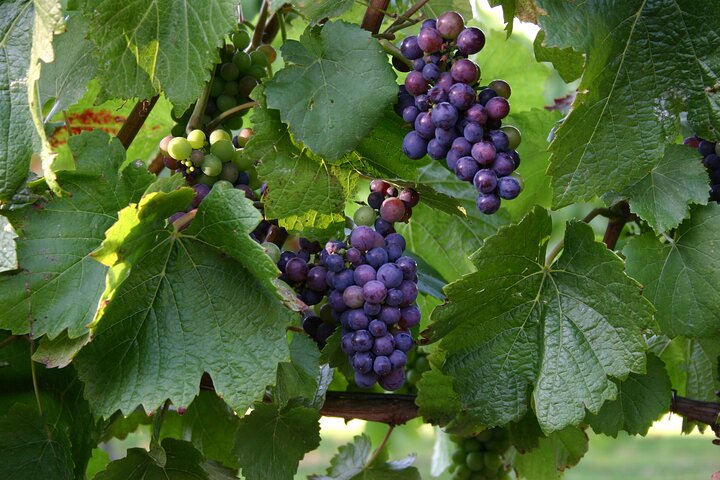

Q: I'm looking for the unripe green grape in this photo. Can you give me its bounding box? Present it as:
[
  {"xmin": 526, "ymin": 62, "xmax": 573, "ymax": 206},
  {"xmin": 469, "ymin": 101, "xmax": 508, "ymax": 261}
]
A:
[
  {"xmin": 232, "ymin": 150, "xmax": 253, "ymax": 170},
  {"xmin": 248, "ymin": 65, "xmax": 267, "ymax": 80},
  {"xmin": 250, "ymin": 50, "xmax": 268, "ymax": 67},
  {"xmin": 414, "ymin": 355, "xmax": 429, "ymax": 373},
  {"xmin": 262, "ymin": 242, "xmax": 281, "ymax": 263},
  {"xmin": 483, "ymin": 452, "xmax": 502, "ymax": 471},
  {"xmin": 453, "ymin": 465, "xmax": 472, "ymax": 480},
  {"xmin": 466, "ymin": 451, "xmax": 485, "ymax": 472},
  {"xmin": 202, "ymin": 114, "xmax": 212, "ymax": 125},
  {"xmin": 500, "ymin": 126, "xmax": 521, "ymax": 150},
  {"xmin": 202, "ymin": 154, "xmax": 223, "ymax": 177},
  {"xmin": 353, "ymin": 205, "xmax": 376, "ymax": 226},
  {"xmin": 187, "ymin": 129, "xmax": 206, "ymax": 149},
  {"xmin": 452, "ymin": 449, "xmax": 466, "ymax": 464},
  {"xmin": 222, "ymin": 42, "xmax": 236, "ymax": 58},
  {"xmin": 232, "ymin": 51, "xmax": 252, "ymax": 72},
  {"xmin": 210, "ymin": 129, "xmax": 232, "ymax": 144},
  {"xmin": 221, "ymin": 162, "xmax": 239, "ymax": 183},
  {"xmin": 196, "ymin": 174, "xmax": 216, "ymax": 186},
  {"xmin": 210, "ymin": 78, "xmax": 225, "ymax": 97},
  {"xmin": 223, "ymin": 81, "xmax": 239, "ymax": 97},
  {"xmin": 232, "ymin": 30, "xmax": 251, "ymax": 50},
  {"xmin": 257, "ymin": 45, "xmax": 277, "ymax": 63},
  {"xmin": 224, "ymin": 112, "xmax": 245, "ymax": 130},
  {"xmin": 167, "ymin": 137, "xmax": 192, "ymax": 160},
  {"xmin": 405, "ymin": 369, "xmax": 420, "ymax": 385},
  {"xmin": 488, "ymin": 79, "xmax": 511, "ymax": 99},
  {"xmin": 220, "ymin": 62, "xmax": 240, "ymax": 81},
  {"xmin": 469, "ymin": 473, "xmax": 488, "ymax": 480},
  {"xmin": 475, "ymin": 430, "xmax": 493, "ymax": 442},
  {"xmin": 213, "ymin": 180, "xmax": 234, "ymax": 191},
  {"xmin": 216, "ymin": 94, "xmax": 238, "ymax": 112},
  {"xmin": 463, "ymin": 438, "xmax": 481, "ymax": 452},
  {"xmin": 210, "ymin": 139, "xmax": 236, "ymax": 163},
  {"xmin": 238, "ymin": 76, "xmax": 258, "ymax": 97}
]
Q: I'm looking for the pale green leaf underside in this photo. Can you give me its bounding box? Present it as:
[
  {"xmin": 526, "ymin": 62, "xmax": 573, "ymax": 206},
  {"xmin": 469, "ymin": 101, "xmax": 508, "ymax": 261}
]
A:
[
  {"xmin": 624, "ymin": 203, "xmax": 720, "ymax": 337},
  {"xmin": 431, "ymin": 208, "xmax": 653, "ymax": 432}
]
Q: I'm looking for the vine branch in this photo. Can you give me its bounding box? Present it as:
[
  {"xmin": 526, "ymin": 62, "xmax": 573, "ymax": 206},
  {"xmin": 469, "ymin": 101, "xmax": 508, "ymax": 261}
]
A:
[
  {"xmin": 206, "ymin": 101, "xmax": 259, "ymax": 132},
  {"xmin": 251, "ymin": 0, "xmax": 270, "ymax": 50},
  {"xmin": 116, "ymin": 95, "xmax": 160, "ymax": 150},
  {"xmin": 361, "ymin": 0, "xmax": 390, "ymax": 34}
]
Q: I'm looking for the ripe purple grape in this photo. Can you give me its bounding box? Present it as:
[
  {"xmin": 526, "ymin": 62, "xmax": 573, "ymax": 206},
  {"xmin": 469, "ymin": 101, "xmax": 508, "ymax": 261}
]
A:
[
  {"xmin": 471, "ymin": 140, "xmax": 496, "ymax": 165},
  {"xmin": 451, "ymin": 59, "xmax": 480, "ymax": 84},
  {"xmin": 352, "ymin": 330, "xmax": 373, "ymax": 352},
  {"xmin": 380, "ymin": 197, "xmax": 406, "ymax": 223},
  {"xmin": 399, "ymin": 280, "xmax": 418, "ymax": 306},
  {"xmin": 497, "ymin": 176, "xmax": 522, "ymax": 199},
  {"xmin": 485, "ymin": 96, "xmax": 510, "ymax": 120},
  {"xmin": 395, "ymin": 256, "xmax": 417, "ymax": 279},
  {"xmin": 400, "ymin": 305, "xmax": 421, "ymax": 328},
  {"xmin": 192, "ymin": 184, "xmax": 210, "ymax": 208},
  {"xmin": 477, "ymin": 192, "xmax": 501, "ymax": 214},
  {"xmin": 373, "ymin": 334, "xmax": 396, "ymax": 356},
  {"xmin": 355, "ymin": 371, "xmax": 378, "ymax": 388},
  {"xmin": 379, "ymin": 305, "xmax": 401, "ymax": 325},
  {"xmin": 436, "ymin": 11, "xmax": 465, "ymax": 39},
  {"xmin": 428, "ymin": 86, "xmax": 448, "ymax": 104},
  {"xmin": 464, "ymin": 123, "xmax": 484, "ymax": 143},
  {"xmin": 333, "ymin": 269, "xmax": 355, "ymax": 291},
  {"xmin": 377, "ymin": 264, "xmax": 404, "ymax": 288},
  {"xmin": 478, "ymin": 88, "xmax": 497, "ymax": 105},
  {"xmin": 405, "ymin": 71, "xmax": 429, "ymax": 95},
  {"xmin": 427, "ymin": 139, "xmax": 449, "ymax": 159},
  {"xmin": 417, "ymin": 27, "xmax": 444, "ymax": 53},
  {"xmin": 457, "ymin": 27, "xmax": 485, "ymax": 55},
  {"xmin": 347, "ymin": 309, "xmax": 370, "ymax": 329},
  {"xmin": 398, "ymin": 189, "xmax": 420, "ymax": 208},
  {"xmin": 493, "ymin": 152, "xmax": 516, "ymax": 176},
  {"xmin": 465, "ymin": 104, "xmax": 488, "ymax": 124},
  {"xmin": 389, "ymin": 350, "xmax": 407, "ymax": 368},
  {"xmin": 446, "ymin": 150, "xmax": 460, "ymax": 171},
  {"xmin": 402, "ymin": 131, "xmax": 428, "ymax": 160},
  {"xmin": 350, "ymin": 225, "xmax": 376, "ymax": 252},
  {"xmin": 375, "ymin": 218, "xmax": 395, "ymax": 236},
  {"xmin": 473, "ymin": 169, "xmax": 498, "ymax": 194},
  {"xmin": 306, "ymin": 266, "xmax": 328, "ymax": 292},
  {"xmin": 373, "ymin": 356, "xmax": 392, "ymax": 376},
  {"xmin": 402, "ymin": 106, "xmax": 419, "ymax": 123},
  {"xmin": 432, "ymin": 102, "xmax": 459, "ymax": 129},
  {"xmin": 414, "ymin": 112, "xmax": 435, "ymax": 139},
  {"xmin": 422, "ymin": 19, "xmax": 437, "ymax": 29},
  {"xmin": 415, "ymin": 94, "xmax": 430, "ymax": 112},
  {"xmin": 436, "ymin": 72, "xmax": 454, "ymax": 91},
  {"xmin": 380, "ymin": 367, "xmax": 405, "ymax": 390},
  {"xmin": 400, "ymin": 36, "xmax": 423, "ymax": 60},
  {"xmin": 353, "ymin": 352, "xmax": 374, "ymax": 374},
  {"xmin": 455, "ymin": 156, "xmax": 479, "ymax": 182},
  {"xmin": 394, "ymin": 331, "xmax": 413, "ymax": 352},
  {"xmin": 363, "ymin": 280, "xmax": 387, "ymax": 304},
  {"xmin": 285, "ymin": 257, "xmax": 309, "ymax": 283},
  {"xmin": 353, "ymin": 264, "xmax": 376, "ymax": 286},
  {"xmin": 369, "ymin": 319, "xmax": 388, "ymax": 337},
  {"xmin": 422, "ymin": 63, "xmax": 441, "ymax": 82},
  {"xmin": 488, "ymin": 130, "xmax": 510, "ymax": 151},
  {"xmin": 435, "ymin": 127, "xmax": 457, "ymax": 147},
  {"xmin": 343, "ymin": 285, "xmax": 365, "ymax": 309},
  {"xmin": 386, "ymin": 289, "xmax": 404, "ymax": 307},
  {"xmin": 451, "ymin": 137, "xmax": 472, "ymax": 157}
]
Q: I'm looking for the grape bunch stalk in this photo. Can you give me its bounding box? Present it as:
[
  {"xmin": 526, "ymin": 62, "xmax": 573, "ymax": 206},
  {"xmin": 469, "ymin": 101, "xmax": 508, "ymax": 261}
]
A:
[
  {"xmin": 448, "ymin": 429, "xmax": 511, "ymax": 480},
  {"xmin": 393, "ymin": 11, "xmax": 524, "ymax": 215},
  {"xmin": 684, "ymin": 135, "xmax": 720, "ymax": 202}
]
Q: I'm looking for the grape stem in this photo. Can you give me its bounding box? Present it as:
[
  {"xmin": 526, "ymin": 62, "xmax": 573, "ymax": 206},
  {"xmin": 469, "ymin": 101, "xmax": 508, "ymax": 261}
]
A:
[
  {"xmin": 367, "ymin": 425, "xmax": 395, "ymax": 465},
  {"xmin": 206, "ymin": 101, "xmax": 259, "ymax": 132},
  {"xmin": 187, "ymin": 80, "xmax": 213, "ymax": 134},
  {"xmin": 379, "ymin": 0, "xmax": 430, "ymax": 38},
  {"xmin": 116, "ymin": 95, "xmax": 159, "ymax": 150},
  {"xmin": 379, "ymin": 39, "xmax": 412, "ymax": 68},
  {"xmin": 151, "ymin": 399, "xmax": 171, "ymax": 448},
  {"xmin": 251, "ymin": 0, "xmax": 270, "ymax": 50},
  {"xmin": 148, "ymin": 152, "xmax": 165, "ymax": 175}
]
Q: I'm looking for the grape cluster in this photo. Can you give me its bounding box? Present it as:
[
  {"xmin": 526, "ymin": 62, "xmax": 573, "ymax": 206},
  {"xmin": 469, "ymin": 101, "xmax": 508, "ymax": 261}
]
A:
[
  {"xmin": 404, "ymin": 349, "xmax": 430, "ymax": 390},
  {"xmin": 684, "ymin": 135, "xmax": 720, "ymax": 202},
  {"xmin": 393, "ymin": 11, "xmax": 524, "ymax": 214},
  {"xmin": 162, "ymin": 128, "xmax": 261, "ymax": 226},
  {"xmin": 354, "ymin": 180, "xmax": 420, "ymax": 235},
  {"xmin": 448, "ymin": 429, "xmax": 511, "ymax": 480},
  {"xmin": 276, "ymin": 238, "xmax": 329, "ymax": 307}
]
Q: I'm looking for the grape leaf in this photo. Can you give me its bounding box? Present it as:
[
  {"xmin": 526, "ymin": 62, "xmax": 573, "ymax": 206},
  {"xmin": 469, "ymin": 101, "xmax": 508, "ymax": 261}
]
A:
[
  {"xmin": 0, "ymin": 404, "xmax": 74, "ymax": 480},
  {"xmin": 0, "ymin": 0, "xmax": 37, "ymax": 201},
  {"xmin": 416, "ymin": 351, "xmax": 461, "ymax": 426},
  {"xmin": 0, "ymin": 130, "xmax": 154, "ymax": 339},
  {"xmin": 430, "ymin": 207, "xmax": 653, "ymax": 433},
  {"xmin": 181, "ymin": 391, "xmax": 241, "ymax": 469},
  {"xmin": 233, "ymin": 403, "xmax": 321, "ymax": 480},
  {"xmin": 79, "ymin": 0, "xmax": 237, "ymax": 111},
  {"xmin": 513, "ymin": 427, "xmax": 588, "ymax": 480},
  {"xmin": 75, "ymin": 188, "xmax": 293, "ymax": 417},
  {"xmin": 246, "ymin": 99, "xmax": 352, "ymax": 238},
  {"xmin": 265, "ymin": 21, "xmax": 397, "ymax": 160},
  {"xmin": 38, "ymin": 14, "xmax": 97, "ymax": 118},
  {"xmin": 291, "ymin": 0, "xmax": 354, "ymax": 23},
  {"xmin": 95, "ymin": 438, "xmax": 209, "ymax": 479},
  {"xmin": 621, "ymin": 144, "xmax": 709, "ymax": 234},
  {"xmin": 533, "ymin": 30, "xmax": 584, "ymax": 83},
  {"xmin": 0, "ymin": 215, "xmax": 17, "ymax": 272},
  {"xmin": 310, "ymin": 434, "xmax": 421, "ymax": 480},
  {"xmin": 624, "ymin": 204, "xmax": 720, "ymax": 337},
  {"xmin": 586, "ymin": 354, "xmax": 671, "ymax": 437},
  {"xmin": 539, "ymin": 0, "xmax": 720, "ymax": 207},
  {"xmin": 32, "ymin": 332, "xmax": 89, "ymax": 368},
  {"xmin": 275, "ymin": 334, "xmax": 323, "ymax": 408},
  {"xmin": 488, "ymin": 0, "xmax": 542, "ymax": 34}
]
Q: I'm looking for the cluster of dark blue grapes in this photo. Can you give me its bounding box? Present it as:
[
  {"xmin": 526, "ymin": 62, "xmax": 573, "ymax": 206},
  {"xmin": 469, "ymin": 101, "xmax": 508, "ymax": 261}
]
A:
[
  {"xmin": 393, "ymin": 11, "xmax": 524, "ymax": 214},
  {"xmin": 277, "ymin": 238, "xmax": 329, "ymax": 307},
  {"xmin": 448, "ymin": 429, "xmax": 511, "ymax": 480},
  {"xmin": 684, "ymin": 135, "xmax": 720, "ymax": 202}
]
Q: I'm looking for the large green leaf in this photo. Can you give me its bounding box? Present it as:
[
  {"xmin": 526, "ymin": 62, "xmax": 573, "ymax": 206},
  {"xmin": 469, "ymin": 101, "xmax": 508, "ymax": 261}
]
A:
[
  {"xmin": 430, "ymin": 208, "xmax": 654, "ymax": 433},
  {"xmin": 539, "ymin": 0, "xmax": 720, "ymax": 207},
  {"xmin": 233, "ymin": 403, "xmax": 321, "ymax": 480},
  {"xmin": 0, "ymin": 130, "xmax": 153, "ymax": 339},
  {"xmin": 75, "ymin": 188, "xmax": 293, "ymax": 417},
  {"xmin": 0, "ymin": 404, "xmax": 74, "ymax": 480},
  {"xmin": 624, "ymin": 204, "xmax": 720, "ymax": 337},
  {"xmin": 0, "ymin": 0, "xmax": 36, "ymax": 201},
  {"xmin": 80, "ymin": 0, "xmax": 237, "ymax": 111},
  {"xmin": 95, "ymin": 438, "xmax": 209, "ymax": 479},
  {"xmin": 310, "ymin": 434, "xmax": 421, "ymax": 480},
  {"xmin": 532, "ymin": 30, "xmax": 584, "ymax": 83},
  {"xmin": 275, "ymin": 334, "xmax": 323, "ymax": 408},
  {"xmin": 181, "ymin": 391, "xmax": 241, "ymax": 469},
  {"xmin": 586, "ymin": 354, "xmax": 671, "ymax": 437},
  {"xmin": 621, "ymin": 144, "xmax": 709, "ymax": 234},
  {"xmin": 416, "ymin": 350, "xmax": 461, "ymax": 426},
  {"xmin": 291, "ymin": 0, "xmax": 354, "ymax": 23},
  {"xmin": 265, "ymin": 21, "xmax": 397, "ymax": 159},
  {"xmin": 513, "ymin": 427, "xmax": 588, "ymax": 480}
]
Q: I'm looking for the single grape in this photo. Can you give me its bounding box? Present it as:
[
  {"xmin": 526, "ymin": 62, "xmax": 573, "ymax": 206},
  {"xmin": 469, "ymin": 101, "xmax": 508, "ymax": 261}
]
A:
[
  {"xmin": 473, "ymin": 169, "xmax": 498, "ymax": 194},
  {"xmin": 347, "ymin": 308, "xmax": 370, "ymax": 329},
  {"xmin": 192, "ymin": 184, "xmax": 211, "ymax": 208},
  {"xmin": 235, "ymin": 184, "xmax": 255, "ymax": 199},
  {"xmin": 187, "ymin": 129, "xmax": 206, "ymax": 149},
  {"xmin": 412, "ymin": 58, "xmax": 425, "ymax": 71},
  {"xmin": 163, "ymin": 156, "xmax": 179, "ymax": 170},
  {"xmin": 395, "ymin": 256, "xmax": 417, "ymax": 279},
  {"xmin": 497, "ymin": 176, "xmax": 522, "ymax": 200},
  {"xmin": 415, "ymin": 94, "xmax": 431, "ymax": 112},
  {"xmin": 457, "ymin": 27, "xmax": 486, "ymax": 55},
  {"xmin": 477, "ymin": 88, "xmax": 497, "ymax": 105},
  {"xmin": 373, "ymin": 334, "xmax": 396, "ymax": 356},
  {"xmin": 232, "ymin": 50, "xmax": 252, "ymax": 72},
  {"xmin": 402, "ymin": 105, "xmax": 420, "ymax": 123},
  {"xmin": 394, "ymin": 331, "xmax": 413, "ymax": 352},
  {"xmin": 417, "ymin": 27, "xmax": 444, "ymax": 53},
  {"xmin": 328, "ymin": 290, "xmax": 347, "ymax": 312},
  {"xmin": 379, "ymin": 367, "xmax": 406, "ymax": 390},
  {"xmin": 456, "ymin": 156, "xmax": 479, "ymax": 182},
  {"xmin": 354, "ymin": 264, "xmax": 377, "ymax": 286},
  {"xmin": 304, "ymin": 315, "xmax": 324, "ymax": 338},
  {"xmin": 698, "ymin": 140, "xmax": 716, "ymax": 157},
  {"xmin": 301, "ymin": 288, "xmax": 323, "ymax": 306},
  {"xmin": 704, "ymin": 154, "xmax": 720, "ymax": 170},
  {"xmin": 389, "ymin": 350, "xmax": 407, "ymax": 368},
  {"xmin": 471, "ymin": 140, "xmax": 496, "ymax": 165},
  {"xmin": 432, "ymin": 102, "xmax": 459, "ymax": 129},
  {"xmin": 209, "ymin": 140, "xmax": 234, "ymax": 163},
  {"xmin": 405, "ymin": 71, "xmax": 429, "ymax": 95},
  {"xmin": 201, "ymin": 154, "xmax": 223, "ymax": 177},
  {"xmin": 464, "ymin": 123, "xmax": 484, "ymax": 143},
  {"xmin": 414, "ymin": 112, "xmax": 435, "ymax": 139},
  {"xmin": 466, "ymin": 452, "xmax": 485, "ymax": 472},
  {"xmin": 209, "ymin": 129, "xmax": 232, "ymax": 144},
  {"xmin": 451, "ymin": 59, "xmax": 480, "ymax": 84},
  {"xmin": 436, "ymin": 72, "xmax": 455, "ymax": 92},
  {"xmin": 436, "ymin": 11, "xmax": 465, "ymax": 39},
  {"xmin": 476, "ymin": 192, "xmax": 501, "ymax": 214},
  {"xmin": 428, "ymin": 86, "xmax": 449, "ymax": 104},
  {"xmin": 257, "ymin": 45, "xmax": 277, "ymax": 63},
  {"xmin": 232, "ymin": 30, "xmax": 251, "ymax": 50},
  {"xmin": 212, "ymin": 180, "xmax": 233, "ymax": 191},
  {"xmin": 286, "ymin": 257, "xmax": 309, "ymax": 283},
  {"xmin": 399, "ymin": 280, "xmax": 418, "ymax": 306},
  {"xmin": 488, "ymin": 79, "xmax": 511, "ymax": 99},
  {"xmin": 221, "ymin": 162, "xmax": 239, "ymax": 183},
  {"xmin": 168, "ymin": 137, "xmax": 192, "ymax": 160},
  {"xmin": 379, "ymin": 305, "xmax": 401, "ymax": 325},
  {"xmin": 400, "ymin": 305, "xmax": 421, "ymax": 328},
  {"xmin": 485, "ymin": 96, "xmax": 510, "ymax": 120},
  {"xmin": 364, "ymin": 301, "xmax": 382, "ymax": 317},
  {"xmin": 488, "ymin": 130, "xmax": 510, "ymax": 151},
  {"xmin": 380, "ymin": 197, "xmax": 406, "ymax": 223},
  {"xmin": 216, "ymin": 94, "xmax": 237, "ymax": 112},
  {"xmin": 435, "ymin": 127, "xmax": 458, "ymax": 147},
  {"xmin": 350, "ymin": 225, "xmax": 376, "ymax": 252},
  {"xmin": 353, "ymin": 351, "xmax": 374, "ymax": 374},
  {"xmin": 422, "ymin": 18, "xmax": 437, "ymax": 29},
  {"xmin": 465, "ymin": 104, "xmax": 488, "ymax": 124},
  {"xmin": 352, "ymin": 330, "xmax": 374, "ymax": 352},
  {"xmin": 451, "ymin": 137, "xmax": 472, "ymax": 157},
  {"xmin": 501, "ymin": 126, "xmax": 521, "ymax": 150},
  {"xmin": 373, "ymin": 356, "xmax": 392, "ymax": 376},
  {"xmin": 377, "ymin": 264, "xmax": 404, "ymax": 288},
  {"xmin": 398, "ymin": 189, "xmax": 420, "ymax": 208},
  {"xmin": 493, "ymin": 152, "xmax": 516, "ymax": 176},
  {"xmin": 427, "ymin": 139, "xmax": 449, "ymax": 160},
  {"xmin": 369, "ymin": 319, "xmax": 388, "ymax": 337},
  {"xmin": 238, "ymin": 75, "xmax": 258, "ymax": 97},
  {"xmin": 446, "ymin": 150, "xmax": 461, "ymax": 171},
  {"xmin": 307, "ymin": 266, "xmax": 329, "ymax": 292},
  {"xmin": 366, "ymin": 248, "xmax": 390, "ymax": 270},
  {"xmin": 400, "ymin": 36, "xmax": 423, "ymax": 60},
  {"xmin": 368, "ymin": 191, "xmax": 385, "ymax": 210},
  {"xmin": 386, "ymin": 288, "xmax": 404, "ymax": 307},
  {"xmin": 220, "ymin": 62, "xmax": 240, "ymax": 81},
  {"xmin": 354, "ymin": 205, "xmax": 377, "ymax": 226},
  {"xmin": 159, "ymin": 134, "xmax": 173, "ymax": 154},
  {"xmin": 375, "ymin": 217, "xmax": 395, "ymax": 236},
  {"xmin": 363, "ymin": 280, "xmax": 388, "ymax": 304},
  {"xmin": 354, "ymin": 371, "xmax": 378, "ymax": 388},
  {"xmin": 324, "ymin": 253, "xmax": 346, "ymax": 273},
  {"xmin": 422, "ymin": 63, "xmax": 441, "ymax": 82},
  {"xmin": 386, "ymin": 244, "xmax": 404, "ymax": 262}
]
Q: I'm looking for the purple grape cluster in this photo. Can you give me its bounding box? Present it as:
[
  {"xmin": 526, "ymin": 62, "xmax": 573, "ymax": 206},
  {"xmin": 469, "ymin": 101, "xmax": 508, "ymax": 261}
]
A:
[
  {"xmin": 684, "ymin": 136, "xmax": 720, "ymax": 202},
  {"xmin": 393, "ymin": 11, "xmax": 524, "ymax": 215},
  {"xmin": 277, "ymin": 238, "xmax": 329, "ymax": 307},
  {"xmin": 323, "ymin": 228, "xmax": 420, "ymax": 390},
  {"xmin": 355, "ymin": 180, "xmax": 420, "ymax": 234}
]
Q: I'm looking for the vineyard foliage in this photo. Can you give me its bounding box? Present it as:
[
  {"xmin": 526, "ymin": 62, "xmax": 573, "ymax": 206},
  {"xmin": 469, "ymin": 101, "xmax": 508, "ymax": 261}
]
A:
[{"xmin": 0, "ymin": 0, "xmax": 719, "ymax": 479}]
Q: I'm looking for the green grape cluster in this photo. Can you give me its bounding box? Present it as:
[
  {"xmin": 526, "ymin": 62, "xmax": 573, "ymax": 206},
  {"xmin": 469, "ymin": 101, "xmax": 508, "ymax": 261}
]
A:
[
  {"xmin": 403, "ymin": 349, "xmax": 429, "ymax": 390},
  {"xmin": 448, "ymin": 428, "xmax": 511, "ymax": 480}
]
